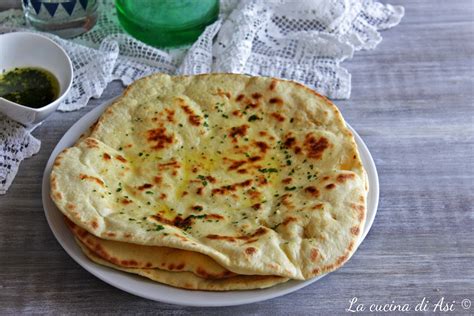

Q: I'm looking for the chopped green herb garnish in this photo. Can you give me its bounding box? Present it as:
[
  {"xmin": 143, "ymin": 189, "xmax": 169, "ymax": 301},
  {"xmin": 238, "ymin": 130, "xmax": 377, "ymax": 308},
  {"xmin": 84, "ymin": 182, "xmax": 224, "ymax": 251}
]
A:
[
  {"xmin": 285, "ymin": 186, "xmax": 297, "ymax": 191},
  {"xmin": 258, "ymin": 168, "xmax": 278, "ymax": 173},
  {"xmin": 145, "ymin": 191, "xmax": 154, "ymax": 194},
  {"xmin": 248, "ymin": 115, "xmax": 260, "ymax": 122}
]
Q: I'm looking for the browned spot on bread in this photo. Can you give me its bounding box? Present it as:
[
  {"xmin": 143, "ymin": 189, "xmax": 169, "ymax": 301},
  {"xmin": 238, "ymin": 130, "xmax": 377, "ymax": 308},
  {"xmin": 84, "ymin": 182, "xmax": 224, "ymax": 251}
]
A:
[
  {"xmin": 323, "ymin": 176, "xmax": 330, "ymax": 180},
  {"xmin": 359, "ymin": 195, "xmax": 365, "ymax": 203},
  {"xmin": 237, "ymin": 169, "xmax": 247, "ymax": 174},
  {"xmin": 124, "ymin": 233, "xmax": 132, "ymax": 238},
  {"xmin": 213, "ymin": 88, "xmax": 231, "ymax": 99},
  {"xmin": 54, "ymin": 192, "xmax": 62, "ymax": 200},
  {"xmin": 284, "ymin": 136, "xmax": 296, "ymax": 148},
  {"xmin": 168, "ymin": 263, "xmax": 175, "ymax": 270},
  {"xmin": 229, "ymin": 124, "xmax": 249, "ymax": 140},
  {"xmin": 121, "ymin": 198, "xmax": 132, "ymax": 205},
  {"xmin": 121, "ymin": 260, "xmax": 138, "ymax": 267},
  {"xmin": 281, "ymin": 194, "xmax": 294, "ymax": 208},
  {"xmin": 348, "ymin": 241, "xmax": 355, "ymax": 251},
  {"xmin": 334, "ymin": 254, "xmax": 349, "ymax": 267},
  {"xmin": 196, "ymin": 187, "xmax": 204, "ymax": 195},
  {"xmin": 157, "ymin": 160, "xmax": 180, "ymax": 170},
  {"xmin": 271, "ymin": 112, "xmax": 285, "ymax": 122},
  {"xmin": 304, "ymin": 135, "xmax": 329, "ymax": 159},
  {"xmin": 336, "ymin": 173, "xmax": 355, "ymax": 183},
  {"xmin": 282, "ymin": 177, "xmax": 292, "ymax": 184},
  {"xmin": 269, "ymin": 97, "xmax": 283, "ymax": 106},
  {"xmin": 206, "ymin": 175, "xmax": 217, "ymax": 183},
  {"xmin": 180, "ymin": 105, "xmax": 201, "ymax": 126},
  {"xmin": 232, "ymin": 110, "xmax": 242, "ymax": 117},
  {"xmin": 211, "ymin": 179, "xmax": 253, "ymax": 195},
  {"xmin": 165, "ymin": 108, "xmax": 175, "ymax": 123},
  {"xmin": 159, "ymin": 193, "xmax": 167, "ymax": 199},
  {"xmin": 294, "ymin": 146, "xmax": 302, "ymax": 154},
  {"xmin": 248, "ymin": 156, "xmax": 262, "ymax": 162},
  {"xmin": 269, "ymin": 79, "xmax": 278, "ymax": 91},
  {"xmin": 325, "ymin": 183, "xmax": 336, "ymax": 190},
  {"xmin": 89, "ymin": 119, "xmax": 100, "ymax": 132},
  {"xmin": 147, "ymin": 127, "xmax": 174, "ymax": 150},
  {"xmin": 251, "ymin": 203, "xmax": 261, "ymax": 210},
  {"xmin": 206, "ymin": 227, "xmax": 268, "ymax": 242},
  {"xmin": 247, "ymin": 189, "xmax": 262, "ymax": 200},
  {"xmin": 145, "ymin": 262, "xmax": 152, "ymax": 268},
  {"xmin": 251, "ymin": 92, "xmax": 263, "ymax": 99},
  {"xmin": 153, "ymin": 176, "xmax": 162, "ymax": 184},
  {"xmin": 351, "ymin": 226, "xmax": 360, "ymax": 235},
  {"xmin": 255, "ymin": 141, "xmax": 269, "ymax": 153},
  {"xmin": 304, "ymin": 186, "xmax": 320, "ymax": 197},
  {"xmin": 191, "ymin": 205, "xmax": 203, "ymax": 212},
  {"xmin": 236, "ymin": 94, "xmax": 245, "ymax": 102},
  {"xmin": 176, "ymin": 263, "xmax": 185, "ymax": 270},
  {"xmin": 116, "ymin": 155, "xmax": 127, "ymax": 163},
  {"xmin": 282, "ymin": 216, "xmax": 298, "ymax": 226},
  {"xmin": 351, "ymin": 203, "xmax": 365, "ymax": 221},
  {"xmin": 244, "ymin": 238, "xmax": 258, "ymax": 244},
  {"xmin": 106, "ymin": 232, "xmax": 116, "ymax": 237},
  {"xmin": 50, "ymin": 175, "xmax": 57, "ymax": 189},
  {"xmin": 151, "ymin": 212, "xmax": 223, "ymax": 230},
  {"xmin": 91, "ymin": 220, "xmax": 98, "ymax": 229},
  {"xmin": 312, "ymin": 268, "xmax": 321, "ymax": 275},
  {"xmin": 84, "ymin": 138, "xmax": 99, "ymax": 148},
  {"xmin": 257, "ymin": 175, "xmax": 268, "ymax": 185},
  {"xmin": 103, "ymin": 153, "xmax": 111, "ymax": 160},
  {"xmin": 245, "ymin": 247, "xmax": 257, "ymax": 255},
  {"xmin": 259, "ymin": 131, "xmax": 267, "ymax": 136},
  {"xmin": 137, "ymin": 183, "xmax": 153, "ymax": 191},
  {"xmin": 207, "ymin": 214, "xmax": 225, "ymax": 220},
  {"xmin": 79, "ymin": 174, "xmax": 104, "ymax": 187},
  {"xmin": 311, "ymin": 203, "xmax": 324, "ymax": 210},
  {"xmin": 228, "ymin": 160, "xmax": 246, "ymax": 171},
  {"xmin": 246, "ymin": 102, "xmax": 259, "ymax": 109},
  {"xmin": 310, "ymin": 248, "xmax": 319, "ymax": 262},
  {"xmin": 196, "ymin": 267, "xmax": 210, "ymax": 278}
]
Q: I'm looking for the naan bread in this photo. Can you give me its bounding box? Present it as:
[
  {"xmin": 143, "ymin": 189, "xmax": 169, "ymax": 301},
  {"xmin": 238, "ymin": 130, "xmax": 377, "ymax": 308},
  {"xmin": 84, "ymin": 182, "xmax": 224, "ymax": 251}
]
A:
[
  {"xmin": 76, "ymin": 239, "xmax": 289, "ymax": 291},
  {"xmin": 66, "ymin": 217, "xmax": 236, "ymax": 279},
  {"xmin": 51, "ymin": 73, "xmax": 367, "ymax": 280}
]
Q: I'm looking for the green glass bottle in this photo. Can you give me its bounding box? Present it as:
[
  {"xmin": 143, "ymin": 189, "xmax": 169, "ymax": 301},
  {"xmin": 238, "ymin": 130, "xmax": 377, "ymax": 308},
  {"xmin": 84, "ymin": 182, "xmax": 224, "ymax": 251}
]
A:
[{"xmin": 115, "ymin": 0, "xmax": 219, "ymax": 48}]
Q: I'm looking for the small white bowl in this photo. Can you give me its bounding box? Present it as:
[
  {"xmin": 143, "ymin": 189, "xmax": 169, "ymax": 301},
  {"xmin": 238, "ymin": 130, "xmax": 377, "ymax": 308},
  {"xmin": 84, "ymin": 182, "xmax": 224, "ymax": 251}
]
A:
[{"xmin": 0, "ymin": 32, "xmax": 73, "ymax": 126}]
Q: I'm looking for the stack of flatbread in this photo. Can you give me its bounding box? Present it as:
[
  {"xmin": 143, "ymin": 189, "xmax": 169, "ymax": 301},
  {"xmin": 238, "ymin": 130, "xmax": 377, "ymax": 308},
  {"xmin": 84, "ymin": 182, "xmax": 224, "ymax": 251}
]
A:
[{"xmin": 50, "ymin": 74, "xmax": 368, "ymax": 291}]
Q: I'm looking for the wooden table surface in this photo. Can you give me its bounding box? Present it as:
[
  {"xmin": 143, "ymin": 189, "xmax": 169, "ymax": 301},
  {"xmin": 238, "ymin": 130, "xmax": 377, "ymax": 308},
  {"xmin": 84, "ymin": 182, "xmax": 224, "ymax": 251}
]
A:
[{"xmin": 1, "ymin": 0, "xmax": 473, "ymax": 314}]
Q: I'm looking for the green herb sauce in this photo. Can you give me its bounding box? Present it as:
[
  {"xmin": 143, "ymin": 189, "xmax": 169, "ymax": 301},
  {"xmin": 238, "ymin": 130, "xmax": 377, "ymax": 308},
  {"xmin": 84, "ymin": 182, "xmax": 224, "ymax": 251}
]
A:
[{"xmin": 0, "ymin": 67, "xmax": 60, "ymax": 108}]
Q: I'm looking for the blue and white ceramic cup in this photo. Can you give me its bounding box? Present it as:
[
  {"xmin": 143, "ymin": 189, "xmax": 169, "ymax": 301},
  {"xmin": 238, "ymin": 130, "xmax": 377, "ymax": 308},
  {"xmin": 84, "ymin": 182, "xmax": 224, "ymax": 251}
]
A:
[{"xmin": 22, "ymin": 0, "xmax": 99, "ymax": 38}]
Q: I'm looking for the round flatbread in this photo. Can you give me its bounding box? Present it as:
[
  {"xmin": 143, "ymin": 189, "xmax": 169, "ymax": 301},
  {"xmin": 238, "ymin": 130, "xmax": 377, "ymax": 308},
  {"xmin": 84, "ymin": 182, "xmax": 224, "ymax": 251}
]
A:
[
  {"xmin": 76, "ymin": 239, "xmax": 289, "ymax": 291},
  {"xmin": 66, "ymin": 217, "xmax": 236, "ymax": 279},
  {"xmin": 51, "ymin": 73, "xmax": 367, "ymax": 280}
]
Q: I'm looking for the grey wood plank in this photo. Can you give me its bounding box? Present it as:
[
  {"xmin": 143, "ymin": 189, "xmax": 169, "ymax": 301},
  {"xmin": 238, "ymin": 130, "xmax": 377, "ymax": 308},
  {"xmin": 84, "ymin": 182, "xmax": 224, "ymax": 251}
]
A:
[{"xmin": 1, "ymin": 0, "xmax": 473, "ymax": 314}]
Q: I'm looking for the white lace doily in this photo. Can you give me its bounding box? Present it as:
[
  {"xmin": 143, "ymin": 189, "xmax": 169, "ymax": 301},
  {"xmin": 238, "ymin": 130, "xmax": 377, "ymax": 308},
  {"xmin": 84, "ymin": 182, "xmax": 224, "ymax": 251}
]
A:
[{"xmin": 0, "ymin": 0, "xmax": 404, "ymax": 194}]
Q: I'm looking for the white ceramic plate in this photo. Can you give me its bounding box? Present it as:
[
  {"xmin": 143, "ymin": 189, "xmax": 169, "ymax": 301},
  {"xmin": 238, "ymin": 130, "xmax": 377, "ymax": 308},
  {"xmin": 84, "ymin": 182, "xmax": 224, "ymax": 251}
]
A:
[{"xmin": 42, "ymin": 98, "xmax": 379, "ymax": 307}]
